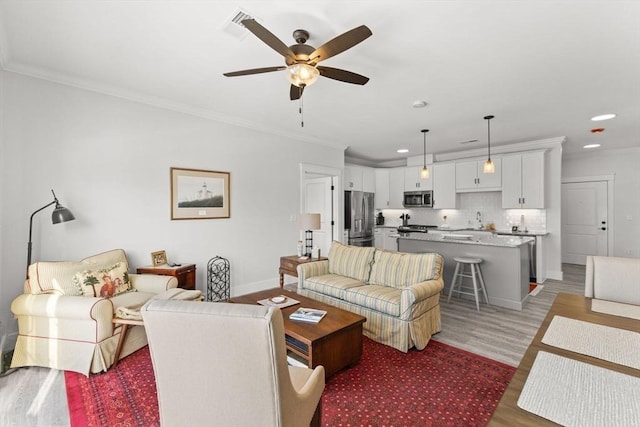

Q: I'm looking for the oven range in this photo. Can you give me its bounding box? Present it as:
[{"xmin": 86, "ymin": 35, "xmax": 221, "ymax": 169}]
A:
[{"xmin": 397, "ymin": 224, "xmax": 438, "ymax": 235}]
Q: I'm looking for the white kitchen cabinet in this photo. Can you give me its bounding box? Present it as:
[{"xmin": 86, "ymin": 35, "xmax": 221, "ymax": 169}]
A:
[
  {"xmin": 374, "ymin": 169, "xmax": 390, "ymax": 209},
  {"xmin": 432, "ymin": 163, "xmax": 457, "ymax": 209},
  {"xmin": 404, "ymin": 166, "xmax": 433, "ymax": 191},
  {"xmin": 501, "ymin": 151, "xmax": 545, "ymax": 208},
  {"xmin": 455, "ymin": 158, "xmax": 501, "ymax": 192},
  {"xmin": 383, "ymin": 228, "xmax": 398, "ymax": 251},
  {"xmin": 389, "ymin": 167, "xmax": 405, "ymax": 209},
  {"xmin": 344, "ymin": 165, "xmax": 363, "ymax": 190},
  {"xmin": 345, "ymin": 165, "xmax": 375, "ymax": 192},
  {"xmin": 362, "ymin": 167, "xmax": 375, "ymax": 193},
  {"xmin": 374, "ymin": 228, "xmax": 384, "ymax": 249}
]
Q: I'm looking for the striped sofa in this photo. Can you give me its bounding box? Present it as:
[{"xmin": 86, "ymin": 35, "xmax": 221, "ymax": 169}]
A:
[{"xmin": 297, "ymin": 241, "xmax": 444, "ymax": 352}]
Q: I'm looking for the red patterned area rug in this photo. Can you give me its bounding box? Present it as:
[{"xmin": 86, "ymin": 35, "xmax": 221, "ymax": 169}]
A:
[
  {"xmin": 322, "ymin": 338, "xmax": 515, "ymax": 427},
  {"xmin": 65, "ymin": 339, "xmax": 514, "ymax": 426},
  {"xmin": 64, "ymin": 347, "xmax": 159, "ymax": 427}
]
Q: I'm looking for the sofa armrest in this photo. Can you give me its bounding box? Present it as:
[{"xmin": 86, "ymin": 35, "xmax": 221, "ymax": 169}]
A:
[
  {"xmin": 296, "ymin": 260, "xmax": 329, "ymax": 290},
  {"xmin": 400, "ymin": 278, "xmax": 445, "ymax": 317},
  {"xmin": 130, "ymin": 274, "xmax": 178, "ymax": 293},
  {"xmin": 11, "ymin": 293, "xmax": 114, "ymax": 322}
]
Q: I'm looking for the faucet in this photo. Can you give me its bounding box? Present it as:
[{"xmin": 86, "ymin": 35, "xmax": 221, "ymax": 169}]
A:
[{"xmin": 476, "ymin": 211, "xmax": 483, "ymax": 229}]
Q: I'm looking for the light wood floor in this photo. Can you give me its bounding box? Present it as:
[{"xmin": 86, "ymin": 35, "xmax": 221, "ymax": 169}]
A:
[{"xmin": 0, "ymin": 264, "xmax": 586, "ymax": 426}]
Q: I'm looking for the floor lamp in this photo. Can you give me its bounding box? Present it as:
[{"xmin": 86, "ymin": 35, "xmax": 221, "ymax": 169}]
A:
[
  {"xmin": 26, "ymin": 189, "xmax": 76, "ymax": 278},
  {"xmin": 298, "ymin": 213, "xmax": 321, "ymax": 257}
]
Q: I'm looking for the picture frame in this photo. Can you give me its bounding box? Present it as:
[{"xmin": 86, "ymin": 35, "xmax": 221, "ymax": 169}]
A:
[
  {"xmin": 151, "ymin": 250, "xmax": 168, "ymax": 267},
  {"xmin": 170, "ymin": 167, "xmax": 230, "ymax": 220}
]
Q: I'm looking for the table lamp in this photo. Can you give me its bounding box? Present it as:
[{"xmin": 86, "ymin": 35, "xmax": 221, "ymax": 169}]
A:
[
  {"xmin": 298, "ymin": 213, "xmax": 321, "ymax": 257},
  {"xmin": 26, "ymin": 189, "xmax": 76, "ymax": 278}
]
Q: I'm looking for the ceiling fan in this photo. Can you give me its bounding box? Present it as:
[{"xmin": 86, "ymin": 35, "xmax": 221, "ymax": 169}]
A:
[{"xmin": 224, "ymin": 19, "xmax": 372, "ymax": 100}]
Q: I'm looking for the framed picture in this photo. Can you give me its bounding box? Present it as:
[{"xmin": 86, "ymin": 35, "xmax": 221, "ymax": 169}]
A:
[
  {"xmin": 151, "ymin": 250, "xmax": 167, "ymax": 266},
  {"xmin": 170, "ymin": 167, "xmax": 230, "ymax": 220}
]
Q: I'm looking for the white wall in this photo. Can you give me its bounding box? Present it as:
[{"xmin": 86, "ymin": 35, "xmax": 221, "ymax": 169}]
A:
[
  {"xmin": 563, "ymin": 147, "xmax": 640, "ymax": 258},
  {"xmin": 0, "ymin": 71, "xmax": 344, "ymax": 333}
]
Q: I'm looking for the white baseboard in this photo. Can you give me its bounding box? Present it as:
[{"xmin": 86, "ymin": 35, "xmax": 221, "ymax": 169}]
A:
[
  {"xmin": 231, "ymin": 277, "xmax": 282, "ymax": 298},
  {"xmin": 547, "ymin": 270, "xmax": 563, "ymax": 281}
]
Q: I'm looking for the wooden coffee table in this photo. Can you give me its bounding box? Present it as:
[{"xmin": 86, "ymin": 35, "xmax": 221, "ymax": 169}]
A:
[{"xmin": 229, "ymin": 288, "xmax": 366, "ymax": 377}]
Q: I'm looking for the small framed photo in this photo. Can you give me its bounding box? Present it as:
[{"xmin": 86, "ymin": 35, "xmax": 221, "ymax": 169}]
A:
[
  {"xmin": 171, "ymin": 167, "xmax": 231, "ymax": 220},
  {"xmin": 151, "ymin": 250, "xmax": 168, "ymax": 266}
]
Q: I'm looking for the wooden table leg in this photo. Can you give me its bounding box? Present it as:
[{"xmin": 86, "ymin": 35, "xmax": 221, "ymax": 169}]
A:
[{"xmin": 112, "ymin": 323, "xmax": 129, "ymax": 368}]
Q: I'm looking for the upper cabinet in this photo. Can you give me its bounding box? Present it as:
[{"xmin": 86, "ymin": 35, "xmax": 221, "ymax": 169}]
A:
[
  {"xmin": 345, "ymin": 165, "xmax": 375, "ymax": 192},
  {"xmin": 374, "ymin": 169, "xmax": 390, "ymax": 209},
  {"xmin": 388, "ymin": 168, "xmax": 405, "ymax": 209},
  {"xmin": 501, "ymin": 151, "xmax": 545, "ymax": 209},
  {"xmin": 455, "ymin": 158, "xmax": 502, "ymax": 192},
  {"xmin": 403, "ymin": 166, "xmax": 433, "ymax": 191},
  {"xmin": 432, "ymin": 163, "xmax": 457, "ymax": 209}
]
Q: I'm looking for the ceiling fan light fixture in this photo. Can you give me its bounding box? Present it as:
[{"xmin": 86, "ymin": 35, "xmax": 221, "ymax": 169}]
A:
[{"xmin": 287, "ymin": 63, "xmax": 320, "ymax": 87}]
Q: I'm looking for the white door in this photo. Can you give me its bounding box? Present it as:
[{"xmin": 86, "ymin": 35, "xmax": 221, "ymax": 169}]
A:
[
  {"xmin": 562, "ymin": 181, "xmax": 608, "ymax": 264},
  {"xmin": 304, "ymin": 177, "xmax": 333, "ymax": 257}
]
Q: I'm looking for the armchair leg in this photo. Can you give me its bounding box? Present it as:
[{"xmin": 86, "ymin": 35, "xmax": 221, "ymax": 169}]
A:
[{"xmin": 310, "ymin": 399, "xmax": 322, "ymax": 427}]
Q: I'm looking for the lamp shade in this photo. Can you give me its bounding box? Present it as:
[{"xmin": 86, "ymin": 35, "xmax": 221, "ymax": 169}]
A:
[
  {"xmin": 52, "ymin": 203, "xmax": 75, "ymax": 224},
  {"xmin": 298, "ymin": 213, "xmax": 321, "ymax": 230}
]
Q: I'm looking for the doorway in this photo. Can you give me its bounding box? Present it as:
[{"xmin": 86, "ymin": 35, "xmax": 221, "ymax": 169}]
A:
[
  {"xmin": 299, "ymin": 163, "xmax": 342, "ymax": 258},
  {"xmin": 561, "ymin": 178, "xmax": 612, "ymax": 264}
]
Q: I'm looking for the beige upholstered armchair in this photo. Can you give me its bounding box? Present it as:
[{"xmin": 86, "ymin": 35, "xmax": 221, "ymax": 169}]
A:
[
  {"xmin": 585, "ymin": 255, "xmax": 640, "ymax": 305},
  {"xmin": 11, "ymin": 249, "xmax": 178, "ymax": 375},
  {"xmin": 141, "ymin": 300, "xmax": 325, "ymax": 427}
]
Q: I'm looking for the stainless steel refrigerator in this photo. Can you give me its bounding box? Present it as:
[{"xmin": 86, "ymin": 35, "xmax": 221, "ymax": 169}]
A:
[{"xmin": 344, "ymin": 191, "xmax": 374, "ymax": 246}]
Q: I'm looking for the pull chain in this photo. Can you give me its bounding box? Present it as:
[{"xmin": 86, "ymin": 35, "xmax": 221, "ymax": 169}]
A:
[{"xmin": 299, "ymin": 88, "xmax": 304, "ymax": 127}]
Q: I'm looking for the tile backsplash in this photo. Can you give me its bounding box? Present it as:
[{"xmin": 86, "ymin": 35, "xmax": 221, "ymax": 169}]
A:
[{"xmin": 379, "ymin": 192, "xmax": 546, "ymax": 231}]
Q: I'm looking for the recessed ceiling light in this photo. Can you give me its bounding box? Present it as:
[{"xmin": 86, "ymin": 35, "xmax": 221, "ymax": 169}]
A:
[
  {"xmin": 590, "ymin": 128, "xmax": 605, "ymax": 133},
  {"xmin": 591, "ymin": 114, "xmax": 616, "ymax": 121},
  {"xmin": 397, "ymin": 148, "xmax": 409, "ymax": 153},
  {"xmin": 412, "ymin": 100, "xmax": 428, "ymax": 108},
  {"xmin": 583, "ymin": 144, "xmax": 601, "ymax": 148}
]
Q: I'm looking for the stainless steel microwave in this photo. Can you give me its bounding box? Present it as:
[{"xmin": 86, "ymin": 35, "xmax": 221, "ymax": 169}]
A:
[{"xmin": 403, "ymin": 191, "xmax": 433, "ymax": 208}]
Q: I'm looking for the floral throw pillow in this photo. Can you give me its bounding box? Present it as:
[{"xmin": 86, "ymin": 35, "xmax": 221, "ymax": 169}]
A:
[{"xmin": 74, "ymin": 262, "xmax": 133, "ymax": 298}]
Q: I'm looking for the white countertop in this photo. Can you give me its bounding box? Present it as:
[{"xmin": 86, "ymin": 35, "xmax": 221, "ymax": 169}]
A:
[{"xmin": 397, "ymin": 232, "xmax": 534, "ymax": 248}]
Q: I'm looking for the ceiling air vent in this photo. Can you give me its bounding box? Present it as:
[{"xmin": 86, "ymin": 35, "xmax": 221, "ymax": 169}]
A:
[{"xmin": 222, "ymin": 8, "xmax": 258, "ymax": 40}]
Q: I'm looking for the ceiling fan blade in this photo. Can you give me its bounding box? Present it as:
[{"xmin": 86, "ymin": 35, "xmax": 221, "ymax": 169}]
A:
[
  {"xmin": 309, "ymin": 25, "xmax": 372, "ymax": 63},
  {"xmin": 318, "ymin": 66, "xmax": 369, "ymax": 85},
  {"xmin": 290, "ymin": 84, "xmax": 304, "ymax": 100},
  {"xmin": 223, "ymin": 66, "xmax": 286, "ymax": 77},
  {"xmin": 242, "ymin": 19, "xmax": 296, "ymax": 62}
]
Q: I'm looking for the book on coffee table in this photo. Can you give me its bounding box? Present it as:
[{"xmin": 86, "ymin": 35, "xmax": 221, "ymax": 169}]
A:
[{"xmin": 289, "ymin": 307, "xmax": 327, "ymax": 323}]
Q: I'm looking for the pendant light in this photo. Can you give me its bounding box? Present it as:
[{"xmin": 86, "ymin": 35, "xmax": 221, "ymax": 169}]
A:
[
  {"xmin": 420, "ymin": 129, "xmax": 430, "ymax": 179},
  {"xmin": 483, "ymin": 115, "xmax": 495, "ymax": 174}
]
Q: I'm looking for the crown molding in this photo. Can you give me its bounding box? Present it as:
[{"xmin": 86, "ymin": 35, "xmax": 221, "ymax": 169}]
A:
[
  {"xmin": 2, "ymin": 64, "xmax": 348, "ymax": 152},
  {"xmin": 433, "ymin": 137, "xmax": 566, "ymax": 162}
]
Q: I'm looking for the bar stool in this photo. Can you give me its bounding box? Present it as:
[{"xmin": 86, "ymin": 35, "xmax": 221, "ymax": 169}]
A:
[{"xmin": 447, "ymin": 257, "xmax": 489, "ymax": 311}]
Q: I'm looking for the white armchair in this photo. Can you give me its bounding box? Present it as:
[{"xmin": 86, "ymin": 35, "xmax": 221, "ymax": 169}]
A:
[
  {"xmin": 585, "ymin": 255, "xmax": 640, "ymax": 304},
  {"xmin": 141, "ymin": 299, "xmax": 325, "ymax": 427},
  {"xmin": 11, "ymin": 249, "xmax": 177, "ymax": 375}
]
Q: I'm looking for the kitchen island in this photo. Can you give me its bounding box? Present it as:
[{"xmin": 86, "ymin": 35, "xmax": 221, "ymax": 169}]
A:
[{"xmin": 398, "ymin": 233, "xmax": 534, "ymax": 310}]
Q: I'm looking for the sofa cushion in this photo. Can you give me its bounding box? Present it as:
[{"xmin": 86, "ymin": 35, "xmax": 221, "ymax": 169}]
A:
[
  {"xmin": 369, "ymin": 251, "xmax": 441, "ymax": 289},
  {"xmin": 343, "ymin": 285, "xmax": 401, "ymax": 317},
  {"xmin": 328, "ymin": 241, "xmax": 375, "ymax": 282},
  {"xmin": 111, "ymin": 291, "xmax": 156, "ymax": 312},
  {"xmin": 26, "ymin": 249, "xmax": 129, "ymax": 295},
  {"xmin": 75, "ymin": 262, "xmax": 133, "ymax": 298},
  {"xmin": 303, "ymin": 274, "xmax": 365, "ymax": 300}
]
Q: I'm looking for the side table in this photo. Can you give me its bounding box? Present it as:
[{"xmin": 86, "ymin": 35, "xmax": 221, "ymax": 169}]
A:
[
  {"xmin": 279, "ymin": 255, "xmax": 328, "ymax": 288},
  {"xmin": 136, "ymin": 264, "xmax": 196, "ymax": 290}
]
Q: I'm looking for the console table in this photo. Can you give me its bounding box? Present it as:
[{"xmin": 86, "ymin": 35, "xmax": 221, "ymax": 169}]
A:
[
  {"xmin": 136, "ymin": 264, "xmax": 196, "ymax": 290},
  {"xmin": 279, "ymin": 255, "xmax": 327, "ymax": 288}
]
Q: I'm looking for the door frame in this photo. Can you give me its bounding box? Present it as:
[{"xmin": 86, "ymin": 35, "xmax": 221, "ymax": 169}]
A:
[
  {"xmin": 561, "ymin": 174, "xmax": 615, "ymax": 260},
  {"xmin": 299, "ymin": 163, "xmax": 342, "ymax": 244}
]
